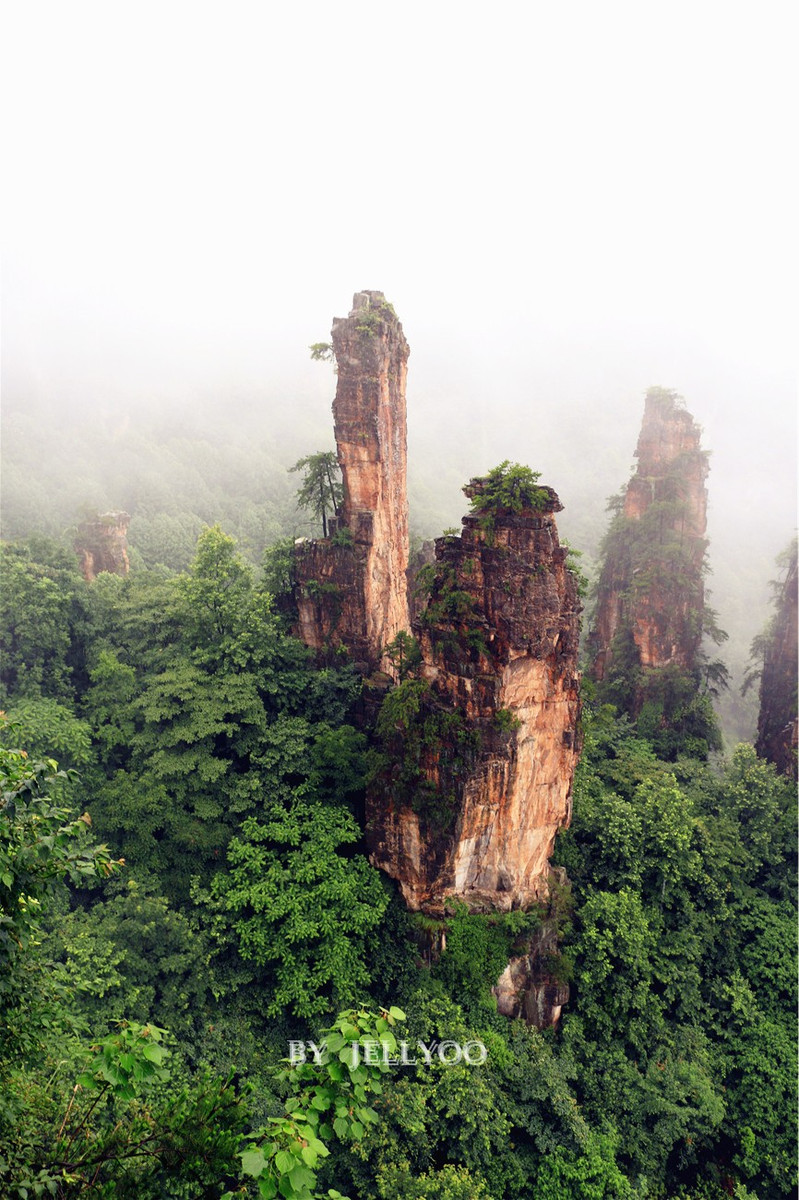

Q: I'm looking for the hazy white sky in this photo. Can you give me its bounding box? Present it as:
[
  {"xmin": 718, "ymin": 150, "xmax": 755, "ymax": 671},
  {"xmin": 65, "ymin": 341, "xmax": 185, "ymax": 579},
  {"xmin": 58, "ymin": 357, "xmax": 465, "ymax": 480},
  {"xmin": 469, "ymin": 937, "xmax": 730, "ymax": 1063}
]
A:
[{"xmin": 3, "ymin": 0, "xmax": 795, "ymax": 387}]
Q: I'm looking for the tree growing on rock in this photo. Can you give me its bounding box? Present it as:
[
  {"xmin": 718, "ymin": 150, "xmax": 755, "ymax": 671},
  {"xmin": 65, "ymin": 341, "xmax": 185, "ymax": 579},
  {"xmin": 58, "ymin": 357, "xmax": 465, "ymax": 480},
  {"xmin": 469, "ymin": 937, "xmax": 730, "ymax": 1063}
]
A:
[{"xmin": 290, "ymin": 452, "xmax": 343, "ymax": 538}]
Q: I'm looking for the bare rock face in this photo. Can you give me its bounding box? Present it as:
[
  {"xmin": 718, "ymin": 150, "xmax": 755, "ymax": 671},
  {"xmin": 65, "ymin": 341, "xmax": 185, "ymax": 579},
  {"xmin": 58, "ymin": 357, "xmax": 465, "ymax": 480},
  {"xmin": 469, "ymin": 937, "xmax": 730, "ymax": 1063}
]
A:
[
  {"xmin": 406, "ymin": 538, "xmax": 436, "ymax": 626},
  {"xmin": 293, "ymin": 295, "xmax": 583, "ymax": 1027},
  {"xmin": 756, "ymin": 544, "xmax": 798, "ymax": 779},
  {"xmin": 589, "ymin": 388, "xmax": 708, "ymax": 686},
  {"xmin": 366, "ymin": 481, "xmax": 582, "ymax": 916},
  {"xmin": 493, "ymin": 876, "xmax": 571, "ymax": 1023},
  {"xmin": 294, "ymin": 292, "xmax": 410, "ymax": 672},
  {"xmin": 74, "ymin": 512, "xmax": 131, "ymax": 582}
]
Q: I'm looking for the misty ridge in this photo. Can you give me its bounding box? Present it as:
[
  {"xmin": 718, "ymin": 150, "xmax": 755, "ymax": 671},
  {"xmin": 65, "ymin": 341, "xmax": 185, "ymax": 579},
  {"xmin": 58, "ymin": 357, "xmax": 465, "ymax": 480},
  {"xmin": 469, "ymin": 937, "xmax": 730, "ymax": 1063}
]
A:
[{"xmin": 1, "ymin": 290, "xmax": 796, "ymax": 747}]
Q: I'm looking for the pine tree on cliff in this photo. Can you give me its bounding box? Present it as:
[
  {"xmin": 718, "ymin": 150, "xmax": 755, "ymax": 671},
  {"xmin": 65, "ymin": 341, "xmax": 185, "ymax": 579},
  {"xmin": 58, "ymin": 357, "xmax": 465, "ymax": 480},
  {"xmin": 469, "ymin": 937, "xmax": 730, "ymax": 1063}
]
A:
[
  {"xmin": 587, "ymin": 387, "xmax": 726, "ymax": 760},
  {"xmin": 744, "ymin": 538, "xmax": 798, "ymax": 779}
]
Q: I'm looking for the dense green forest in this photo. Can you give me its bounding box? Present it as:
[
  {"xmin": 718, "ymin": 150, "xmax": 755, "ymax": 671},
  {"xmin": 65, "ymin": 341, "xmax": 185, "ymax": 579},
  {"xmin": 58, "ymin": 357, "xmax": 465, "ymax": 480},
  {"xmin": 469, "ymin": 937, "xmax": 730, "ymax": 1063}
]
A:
[{"xmin": 1, "ymin": 506, "xmax": 796, "ymax": 1197}]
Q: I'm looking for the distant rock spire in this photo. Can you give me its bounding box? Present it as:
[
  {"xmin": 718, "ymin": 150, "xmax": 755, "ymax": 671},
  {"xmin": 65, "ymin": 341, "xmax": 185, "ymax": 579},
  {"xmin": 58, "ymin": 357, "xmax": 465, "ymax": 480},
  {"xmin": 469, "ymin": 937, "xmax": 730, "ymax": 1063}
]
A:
[
  {"xmin": 589, "ymin": 387, "xmax": 709, "ymax": 687},
  {"xmin": 74, "ymin": 511, "xmax": 131, "ymax": 582},
  {"xmin": 755, "ymin": 542, "xmax": 798, "ymax": 779}
]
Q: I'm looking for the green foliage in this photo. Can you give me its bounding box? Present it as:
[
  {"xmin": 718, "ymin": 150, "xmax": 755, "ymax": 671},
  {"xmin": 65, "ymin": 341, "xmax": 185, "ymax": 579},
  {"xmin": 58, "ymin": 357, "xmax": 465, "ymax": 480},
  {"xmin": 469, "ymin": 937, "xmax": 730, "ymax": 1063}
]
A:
[
  {"xmin": 228, "ymin": 1005, "xmax": 407, "ymax": 1200},
  {"xmin": 433, "ymin": 902, "xmax": 540, "ymax": 1013},
  {"xmin": 50, "ymin": 879, "xmax": 212, "ymax": 1043},
  {"xmin": 534, "ymin": 1130, "xmax": 632, "ymax": 1199},
  {"xmin": 0, "ymin": 698, "xmax": 94, "ymax": 772},
  {"xmin": 2, "ymin": 1022, "xmax": 246, "ymax": 1198},
  {"xmin": 81, "ymin": 526, "xmax": 365, "ymax": 902},
  {"xmin": 309, "ymin": 342, "xmax": 335, "ymax": 362},
  {"xmin": 0, "ymin": 744, "xmax": 122, "ymax": 1062},
  {"xmin": 553, "ymin": 702, "xmax": 797, "ymax": 1196},
  {"xmin": 371, "ymin": 679, "xmax": 480, "ymax": 825},
  {"xmin": 339, "ymin": 992, "xmax": 516, "ymax": 1198},
  {"xmin": 127, "ymin": 508, "xmax": 205, "ymax": 571},
  {"xmin": 562, "ymin": 540, "xmax": 590, "ymax": 600},
  {"xmin": 206, "ymin": 798, "xmax": 389, "ymax": 1019},
  {"xmin": 263, "ymin": 535, "xmax": 298, "ymax": 601},
  {"xmin": 493, "ymin": 707, "xmax": 521, "ymax": 734},
  {"xmin": 82, "ymin": 649, "xmax": 138, "ymax": 767},
  {"xmin": 590, "ymin": 417, "xmax": 726, "ymax": 757},
  {"xmin": 0, "ymin": 739, "xmax": 247, "ymax": 1198},
  {"xmin": 2, "ymin": 472, "xmax": 794, "ymax": 1199},
  {"xmin": 465, "ymin": 462, "xmax": 549, "ymax": 516},
  {"xmin": 330, "ymin": 525, "xmax": 354, "ymax": 547},
  {"xmin": 375, "ymin": 1164, "xmax": 492, "ymax": 1199},
  {"xmin": 290, "ymin": 452, "xmax": 343, "ymax": 539},
  {"xmin": 414, "ymin": 563, "xmax": 488, "ymax": 660},
  {"xmin": 635, "ymin": 664, "xmax": 723, "ymax": 760},
  {"xmin": 355, "ymin": 307, "xmax": 383, "ymax": 336},
  {"xmin": 0, "ymin": 537, "xmax": 89, "ymax": 704},
  {"xmin": 383, "ymin": 632, "xmax": 422, "ymax": 681}
]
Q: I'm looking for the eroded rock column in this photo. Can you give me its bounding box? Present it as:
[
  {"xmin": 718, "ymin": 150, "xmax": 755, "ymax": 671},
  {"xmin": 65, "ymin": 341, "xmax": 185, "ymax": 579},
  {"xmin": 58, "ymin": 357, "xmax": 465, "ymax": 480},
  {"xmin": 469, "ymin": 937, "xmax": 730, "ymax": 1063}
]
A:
[
  {"xmin": 589, "ymin": 387, "xmax": 709, "ymax": 687},
  {"xmin": 294, "ymin": 291, "xmax": 410, "ymax": 672},
  {"xmin": 74, "ymin": 511, "xmax": 131, "ymax": 582},
  {"xmin": 292, "ymin": 297, "xmax": 583, "ymax": 1027},
  {"xmin": 756, "ymin": 544, "xmax": 798, "ymax": 779},
  {"xmin": 366, "ymin": 483, "xmax": 582, "ymax": 914}
]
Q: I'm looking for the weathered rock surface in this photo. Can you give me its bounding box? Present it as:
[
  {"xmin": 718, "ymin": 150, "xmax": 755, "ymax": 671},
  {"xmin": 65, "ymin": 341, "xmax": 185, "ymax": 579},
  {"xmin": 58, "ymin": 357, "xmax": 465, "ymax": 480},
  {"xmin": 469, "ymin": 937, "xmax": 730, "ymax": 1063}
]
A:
[
  {"xmin": 293, "ymin": 294, "xmax": 582, "ymax": 1027},
  {"xmin": 406, "ymin": 539, "xmax": 436, "ymax": 626},
  {"xmin": 493, "ymin": 877, "xmax": 571, "ymax": 1024},
  {"xmin": 294, "ymin": 292, "xmax": 410, "ymax": 672},
  {"xmin": 74, "ymin": 512, "xmax": 131, "ymax": 582},
  {"xmin": 589, "ymin": 387, "xmax": 709, "ymax": 688},
  {"xmin": 366, "ymin": 483, "xmax": 582, "ymax": 917},
  {"xmin": 756, "ymin": 543, "xmax": 798, "ymax": 779}
]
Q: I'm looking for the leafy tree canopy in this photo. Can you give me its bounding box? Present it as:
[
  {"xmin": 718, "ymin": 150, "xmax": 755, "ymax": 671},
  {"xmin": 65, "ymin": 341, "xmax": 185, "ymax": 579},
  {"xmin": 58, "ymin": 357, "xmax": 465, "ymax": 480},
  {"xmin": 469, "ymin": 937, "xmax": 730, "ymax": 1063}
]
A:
[
  {"xmin": 290, "ymin": 451, "xmax": 343, "ymax": 538},
  {"xmin": 465, "ymin": 461, "xmax": 549, "ymax": 515}
]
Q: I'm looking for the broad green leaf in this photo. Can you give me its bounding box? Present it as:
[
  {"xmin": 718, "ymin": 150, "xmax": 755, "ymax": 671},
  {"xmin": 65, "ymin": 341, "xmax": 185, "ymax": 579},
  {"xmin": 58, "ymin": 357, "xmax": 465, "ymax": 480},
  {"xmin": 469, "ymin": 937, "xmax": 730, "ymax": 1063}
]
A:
[
  {"xmin": 241, "ymin": 1148, "xmax": 268, "ymax": 1177},
  {"xmin": 275, "ymin": 1150, "xmax": 295, "ymax": 1175},
  {"xmin": 288, "ymin": 1164, "xmax": 316, "ymax": 1190}
]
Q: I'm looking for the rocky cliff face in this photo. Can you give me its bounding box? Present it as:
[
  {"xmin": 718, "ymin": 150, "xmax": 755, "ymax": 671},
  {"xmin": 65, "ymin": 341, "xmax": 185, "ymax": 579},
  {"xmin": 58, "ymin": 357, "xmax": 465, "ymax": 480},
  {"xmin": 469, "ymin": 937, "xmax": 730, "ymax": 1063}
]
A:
[
  {"xmin": 74, "ymin": 512, "xmax": 131, "ymax": 582},
  {"xmin": 367, "ymin": 481, "xmax": 581, "ymax": 916},
  {"xmin": 589, "ymin": 388, "xmax": 709, "ymax": 690},
  {"xmin": 294, "ymin": 292, "xmax": 410, "ymax": 672},
  {"xmin": 756, "ymin": 544, "xmax": 798, "ymax": 779},
  {"xmin": 293, "ymin": 294, "xmax": 582, "ymax": 1026}
]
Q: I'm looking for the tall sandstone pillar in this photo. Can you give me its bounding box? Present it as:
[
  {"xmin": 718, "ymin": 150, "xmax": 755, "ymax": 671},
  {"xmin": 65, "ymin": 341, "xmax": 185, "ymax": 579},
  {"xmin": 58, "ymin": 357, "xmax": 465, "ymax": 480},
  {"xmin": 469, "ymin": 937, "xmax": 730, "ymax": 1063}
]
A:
[
  {"xmin": 293, "ymin": 294, "xmax": 582, "ymax": 1025},
  {"xmin": 589, "ymin": 387, "xmax": 709, "ymax": 689},
  {"xmin": 756, "ymin": 544, "xmax": 798, "ymax": 779},
  {"xmin": 294, "ymin": 291, "xmax": 410, "ymax": 672}
]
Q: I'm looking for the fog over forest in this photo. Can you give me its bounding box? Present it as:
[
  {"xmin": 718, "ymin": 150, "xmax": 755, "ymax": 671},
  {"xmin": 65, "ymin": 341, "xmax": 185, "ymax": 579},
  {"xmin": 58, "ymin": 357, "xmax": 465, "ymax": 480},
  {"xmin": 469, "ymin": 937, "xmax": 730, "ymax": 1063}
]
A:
[{"xmin": 2, "ymin": 2, "xmax": 796, "ymax": 744}]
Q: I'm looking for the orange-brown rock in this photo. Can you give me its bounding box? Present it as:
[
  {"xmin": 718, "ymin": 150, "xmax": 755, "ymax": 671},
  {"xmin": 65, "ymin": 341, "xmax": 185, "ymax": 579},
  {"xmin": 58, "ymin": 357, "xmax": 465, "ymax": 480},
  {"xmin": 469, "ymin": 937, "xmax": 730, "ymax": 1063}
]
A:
[
  {"xmin": 294, "ymin": 292, "xmax": 410, "ymax": 672},
  {"xmin": 589, "ymin": 387, "xmax": 709, "ymax": 687},
  {"xmin": 74, "ymin": 511, "xmax": 131, "ymax": 582},
  {"xmin": 292, "ymin": 298, "xmax": 583, "ymax": 1027},
  {"xmin": 756, "ymin": 543, "xmax": 798, "ymax": 779},
  {"xmin": 366, "ymin": 482, "xmax": 582, "ymax": 917}
]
